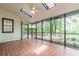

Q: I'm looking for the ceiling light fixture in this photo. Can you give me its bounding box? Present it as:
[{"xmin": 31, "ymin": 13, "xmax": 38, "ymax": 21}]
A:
[
  {"xmin": 30, "ymin": 11, "xmax": 35, "ymax": 14},
  {"xmin": 31, "ymin": 7, "xmax": 38, "ymax": 14}
]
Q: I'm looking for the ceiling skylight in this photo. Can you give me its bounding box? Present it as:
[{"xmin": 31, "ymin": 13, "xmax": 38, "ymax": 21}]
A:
[
  {"xmin": 42, "ymin": 3, "xmax": 56, "ymax": 10},
  {"xmin": 20, "ymin": 8, "xmax": 34, "ymax": 18}
]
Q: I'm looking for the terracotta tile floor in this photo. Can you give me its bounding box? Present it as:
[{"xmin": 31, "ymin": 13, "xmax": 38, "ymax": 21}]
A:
[{"xmin": 0, "ymin": 39, "xmax": 79, "ymax": 56}]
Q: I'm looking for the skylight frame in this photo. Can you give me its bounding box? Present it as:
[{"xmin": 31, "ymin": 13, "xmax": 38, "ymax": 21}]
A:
[
  {"xmin": 42, "ymin": 3, "xmax": 56, "ymax": 10},
  {"xmin": 20, "ymin": 8, "xmax": 34, "ymax": 18}
]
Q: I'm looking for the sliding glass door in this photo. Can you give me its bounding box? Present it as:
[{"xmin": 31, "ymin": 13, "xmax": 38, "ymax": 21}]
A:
[
  {"xmin": 21, "ymin": 21, "xmax": 28, "ymax": 40},
  {"xmin": 37, "ymin": 21, "xmax": 42, "ymax": 39},
  {"xmin": 66, "ymin": 11, "xmax": 79, "ymax": 47},
  {"xmin": 51, "ymin": 16, "xmax": 64, "ymax": 44},
  {"xmin": 32, "ymin": 23, "xmax": 36, "ymax": 39},
  {"xmin": 43, "ymin": 20, "xmax": 50, "ymax": 41}
]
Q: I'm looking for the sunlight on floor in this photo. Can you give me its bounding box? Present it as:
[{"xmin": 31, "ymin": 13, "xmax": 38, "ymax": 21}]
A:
[{"xmin": 34, "ymin": 45, "xmax": 48, "ymax": 54}]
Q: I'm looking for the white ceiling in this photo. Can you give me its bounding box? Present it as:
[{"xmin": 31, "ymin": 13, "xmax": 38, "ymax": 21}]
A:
[{"xmin": 0, "ymin": 3, "xmax": 79, "ymax": 23}]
